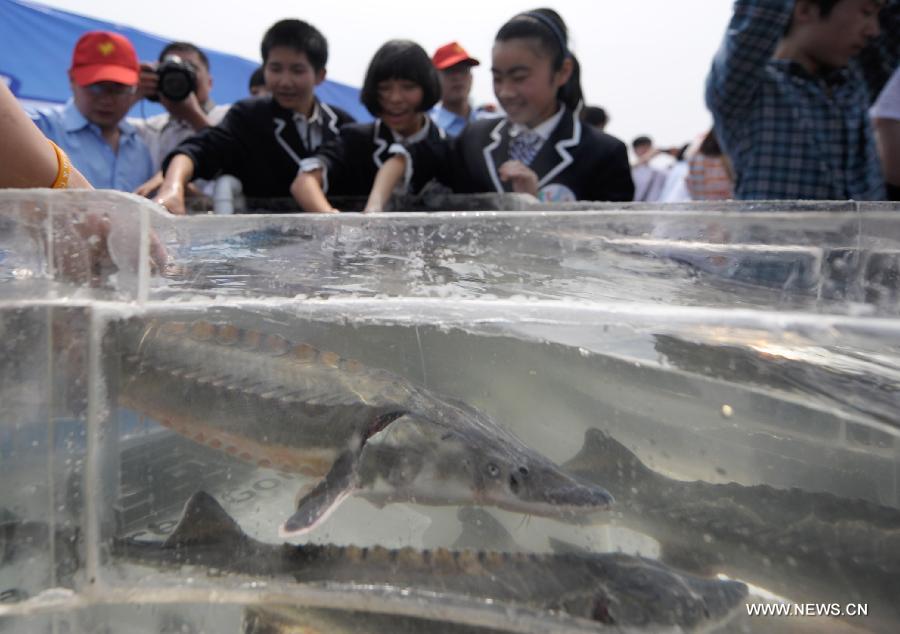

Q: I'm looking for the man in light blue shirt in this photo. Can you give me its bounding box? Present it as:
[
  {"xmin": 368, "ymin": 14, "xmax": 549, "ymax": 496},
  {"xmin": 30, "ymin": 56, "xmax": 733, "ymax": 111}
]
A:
[
  {"xmin": 30, "ymin": 31, "xmax": 153, "ymax": 192},
  {"xmin": 429, "ymin": 41, "xmax": 499, "ymax": 137}
]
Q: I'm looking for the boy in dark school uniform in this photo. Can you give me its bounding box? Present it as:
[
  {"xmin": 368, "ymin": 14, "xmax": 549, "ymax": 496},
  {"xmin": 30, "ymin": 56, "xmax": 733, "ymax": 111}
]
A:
[
  {"xmin": 155, "ymin": 19, "xmax": 354, "ymax": 214},
  {"xmin": 291, "ymin": 40, "xmax": 445, "ymax": 212},
  {"xmin": 364, "ymin": 9, "xmax": 634, "ymax": 209}
]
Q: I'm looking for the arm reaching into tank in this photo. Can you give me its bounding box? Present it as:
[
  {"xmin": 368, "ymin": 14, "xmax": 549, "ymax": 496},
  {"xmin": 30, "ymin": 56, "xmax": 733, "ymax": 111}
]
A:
[
  {"xmin": 0, "ymin": 82, "xmax": 91, "ymax": 190},
  {"xmin": 364, "ymin": 155, "xmax": 407, "ymax": 213},
  {"xmin": 290, "ymin": 169, "xmax": 339, "ymax": 213},
  {"xmin": 154, "ymin": 154, "xmax": 194, "ymax": 215}
]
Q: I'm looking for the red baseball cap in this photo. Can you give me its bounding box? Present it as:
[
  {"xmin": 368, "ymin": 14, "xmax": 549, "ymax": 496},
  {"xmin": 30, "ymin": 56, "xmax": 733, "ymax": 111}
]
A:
[
  {"xmin": 69, "ymin": 31, "xmax": 140, "ymax": 87},
  {"xmin": 432, "ymin": 42, "xmax": 480, "ymax": 71}
]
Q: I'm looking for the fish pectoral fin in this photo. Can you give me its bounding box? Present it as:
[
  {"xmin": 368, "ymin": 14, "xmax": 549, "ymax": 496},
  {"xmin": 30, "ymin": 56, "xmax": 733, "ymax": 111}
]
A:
[
  {"xmin": 279, "ymin": 450, "xmax": 358, "ymax": 538},
  {"xmin": 162, "ymin": 491, "xmax": 246, "ymax": 549}
]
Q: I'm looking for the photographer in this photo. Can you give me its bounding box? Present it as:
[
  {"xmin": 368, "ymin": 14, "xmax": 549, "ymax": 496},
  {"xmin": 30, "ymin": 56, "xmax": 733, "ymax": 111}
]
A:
[
  {"xmin": 131, "ymin": 42, "xmax": 229, "ymax": 197},
  {"xmin": 29, "ymin": 31, "xmax": 153, "ymax": 192}
]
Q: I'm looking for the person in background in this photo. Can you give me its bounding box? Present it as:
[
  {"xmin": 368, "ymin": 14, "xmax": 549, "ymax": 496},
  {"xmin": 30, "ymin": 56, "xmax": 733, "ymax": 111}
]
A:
[
  {"xmin": 364, "ymin": 8, "xmax": 634, "ymax": 208},
  {"xmin": 872, "ymin": 66, "xmax": 900, "ymax": 200},
  {"xmin": 706, "ymin": 0, "xmax": 898, "ymax": 200},
  {"xmin": 249, "ymin": 66, "xmax": 269, "ymax": 97},
  {"xmin": 154, "ymin": 19, "xmax": 354, "ymax": 214},
  {"xmin": 686, "ymin": 129, "xmax": 734, "ymax": 200},
  {"xmin": 132, "ymin": 41, "xmax": 230, "ymax": 198},
  {"xmin": 29, "ymin": 31, "xmax": 153, "ymax": 192},
  {"xmin": 581, "ymin": 105, "xmax": 609, "ymax": 131},
  {"xmin": 291, "ymin": 39, "xmax": 444, "ymax": 212},
  {"xmin": 657, "ymin": 143, "xmax": 695, "ymax": 202},
  {"xmin": 429, "ymin": 41, "xmax": 498, "ymax": 137},
  {"xmin": 631, "ymin": 135, "xmax": 668, "ymax": 202}
]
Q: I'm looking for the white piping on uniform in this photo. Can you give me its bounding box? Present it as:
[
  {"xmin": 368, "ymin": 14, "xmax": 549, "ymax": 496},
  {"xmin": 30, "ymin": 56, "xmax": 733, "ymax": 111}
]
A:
[
  {"xmin": 273, "ymin": 118, "xmax": 303, "ymax": 166},
  {"xmin": 483, "ymin": 119, "xmax": 507, "ymax": 193},
  {"xmin": 319, "ymin": 102, "xmax": 341, "ymax": 137},
  {"xmin": 538, "ymin": 110, "xmax": 580, "ymax": 188},
  {"xmin": 372, "ymin": 120, "xmax": 389, "ymax": 168}
]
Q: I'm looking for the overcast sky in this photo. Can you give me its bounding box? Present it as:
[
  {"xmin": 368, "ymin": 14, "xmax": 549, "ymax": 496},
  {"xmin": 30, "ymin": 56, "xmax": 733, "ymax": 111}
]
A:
[{"xmin": 40, "ymin": 0, "xmax": 734, "ymax": 148}]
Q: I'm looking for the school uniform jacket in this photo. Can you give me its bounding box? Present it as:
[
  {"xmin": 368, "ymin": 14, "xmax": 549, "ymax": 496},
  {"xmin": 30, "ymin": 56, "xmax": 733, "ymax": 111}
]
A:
[
  {"xmin": 405, "ymin": 106, "xmax": 634, "ymax": 202},
  {"xmin": 163, "ymin": 95, "xmax": 354, "ymax": 200},
  {"xmin": 315, "ymin": 118, "xmax": 447, "ymax": 197}
]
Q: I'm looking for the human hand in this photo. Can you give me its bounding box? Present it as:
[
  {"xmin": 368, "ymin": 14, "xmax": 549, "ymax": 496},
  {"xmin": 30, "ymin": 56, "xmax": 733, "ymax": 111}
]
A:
[
  {"xmin": 498, "ymin": 160, "xmax": 539, "ymax": 195},
  {"xmin": 53, "ymin": 210, "xmax": 168, "ymax": 285},
  {"xmin": 137, "ymin": 62, "xmax": 159, "ymax": 102},
  {"xmin": 160, "ymin": 92, "xmax": 207, "ymax": 129},
  {"xmin": 154, "ymin": 183, "xmax": 186, "ymax": 215},
  {"xmin": 135, "ymin": 171, "xmax": 164, "ymax": 198},
  {"xmin": 362, "ymin": 202, "xmax": 382, "ymax": 213}
]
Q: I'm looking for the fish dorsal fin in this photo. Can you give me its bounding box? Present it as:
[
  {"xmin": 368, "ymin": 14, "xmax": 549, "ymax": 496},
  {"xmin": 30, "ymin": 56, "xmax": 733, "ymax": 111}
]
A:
[
  {"xmin": 564, "ymin": 429, "xmax": 654, "ymax": 485},
  {"xmin": 162, "ymin": 492, "xmax": 246, "ymax": 549}
]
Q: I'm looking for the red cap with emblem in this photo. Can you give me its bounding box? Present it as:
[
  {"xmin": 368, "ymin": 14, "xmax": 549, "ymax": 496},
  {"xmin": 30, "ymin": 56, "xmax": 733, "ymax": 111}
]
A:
[
  {"xmin": 69, "ymin": 31, "xmax": 140, "ymax": 87},
  {"xmin": 432, "ymin": 41, "xmax": 480, "ymax": 71}
]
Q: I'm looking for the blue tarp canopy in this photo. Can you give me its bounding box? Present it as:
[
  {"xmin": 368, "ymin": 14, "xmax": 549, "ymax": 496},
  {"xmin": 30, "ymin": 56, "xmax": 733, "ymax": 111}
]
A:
[{"xmin": 0, "ymin": 0, "xmax": 371, "ymax": 121}]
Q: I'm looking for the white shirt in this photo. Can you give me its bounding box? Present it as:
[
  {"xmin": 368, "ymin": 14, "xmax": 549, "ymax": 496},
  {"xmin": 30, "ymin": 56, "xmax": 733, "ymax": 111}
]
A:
[
  {"xmin": 872, "ymin": 66, "xmax": 900, "ymax": 122},
  {"xmin": 293, "ymin": 102, "xmax": 326, "ymax": 152},
  {"xmin": 390, "ymin": 115, "xmax": 434, "ymax": 144},
  {"xmin": 509, "ymin": 104, "xmax": 566, "ymax": 143}
]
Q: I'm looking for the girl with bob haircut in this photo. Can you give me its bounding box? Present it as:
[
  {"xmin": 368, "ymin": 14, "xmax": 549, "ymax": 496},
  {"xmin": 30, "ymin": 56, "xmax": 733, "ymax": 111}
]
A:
[
  {"xmin": 364, "ymin": 8, "xmax": 634, "ymax": 210},
  {"xmin": 292, "ymin": 39, "xmax": 445, "ymax": 211}
]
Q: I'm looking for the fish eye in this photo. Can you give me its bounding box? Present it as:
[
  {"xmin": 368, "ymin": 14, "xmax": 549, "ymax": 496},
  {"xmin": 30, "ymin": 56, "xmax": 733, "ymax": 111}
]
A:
[
  {"xmin": 518, "ymin": 467, "xmax": 529, "ymax": 476},
  {"xmin": 485, "ymin": 463, "xmax": 500, "ymax": 478}
]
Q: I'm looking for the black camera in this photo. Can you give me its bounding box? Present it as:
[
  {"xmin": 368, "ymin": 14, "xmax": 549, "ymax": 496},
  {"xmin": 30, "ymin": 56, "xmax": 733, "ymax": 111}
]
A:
[{"xmin": 148, "ymin": 55, "xmax": 197, "ymax": 102}]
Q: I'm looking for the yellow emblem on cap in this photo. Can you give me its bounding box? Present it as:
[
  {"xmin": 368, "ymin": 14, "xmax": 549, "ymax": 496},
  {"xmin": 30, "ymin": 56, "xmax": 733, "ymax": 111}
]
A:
[{"xmin": 98, "ymin": 41, "xmax": 115, "ymax": 56}]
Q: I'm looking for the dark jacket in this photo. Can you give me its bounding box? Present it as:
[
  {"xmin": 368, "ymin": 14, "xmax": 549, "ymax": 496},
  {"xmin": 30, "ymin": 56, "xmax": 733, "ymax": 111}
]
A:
[
  {"xmin": 316, "ymin": 118, "xmax": 446, "ymax": 197},
  {"xmin": 163, "ymin": 96, "xmax": 354, "ymax": 199},
  {"xmin": 406, "ymin": 106, "xmax": 634, "ymax": 202}
]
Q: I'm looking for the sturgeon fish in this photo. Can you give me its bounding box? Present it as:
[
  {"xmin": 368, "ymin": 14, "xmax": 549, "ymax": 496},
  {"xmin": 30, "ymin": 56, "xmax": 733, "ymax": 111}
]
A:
[
  {"xmin": 113, "ymin": 491, "xmax": 748, "ymax": 633},
  {"xmin": 564, "ymin": 429, "xmax": 900, "ymax": 633},
  {"xmin": 119, "ymin": 319, "xmax": 613, "ymax": 537}
]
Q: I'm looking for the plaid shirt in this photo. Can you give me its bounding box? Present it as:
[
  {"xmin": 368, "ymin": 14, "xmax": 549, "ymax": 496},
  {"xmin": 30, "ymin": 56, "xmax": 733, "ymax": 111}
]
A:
[{"xmin": 706, "ymin": 0, "xmax": 899, "ymax": 200}]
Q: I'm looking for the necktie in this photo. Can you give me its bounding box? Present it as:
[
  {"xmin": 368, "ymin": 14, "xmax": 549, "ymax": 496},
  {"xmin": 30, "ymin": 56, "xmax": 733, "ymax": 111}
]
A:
[{"xmin": 509, "ymin": 131, "xmax": 543, "ymax": 166}]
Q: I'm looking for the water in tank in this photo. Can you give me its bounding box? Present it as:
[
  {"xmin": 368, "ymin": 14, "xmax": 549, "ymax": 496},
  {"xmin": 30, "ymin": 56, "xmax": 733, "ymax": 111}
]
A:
[{"xmin": 1, "ymin": 190, "xmax": 898, "ymax": 633}]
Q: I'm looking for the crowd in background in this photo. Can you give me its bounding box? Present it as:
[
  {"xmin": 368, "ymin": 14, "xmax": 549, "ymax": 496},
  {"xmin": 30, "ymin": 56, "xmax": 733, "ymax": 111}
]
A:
[{"xmin": 2, "ymin": 1, "xmax": 898, "ymax": 206}]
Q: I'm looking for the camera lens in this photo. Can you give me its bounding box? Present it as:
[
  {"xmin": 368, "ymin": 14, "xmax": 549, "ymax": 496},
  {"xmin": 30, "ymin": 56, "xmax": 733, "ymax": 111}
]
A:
[
  {"xmin": 160, "ymin": 72, "xmax": 193, "ymax": 101},
  {"xmin": 156, "ymin": 55, "xmax": 197, "ymax": 102}
]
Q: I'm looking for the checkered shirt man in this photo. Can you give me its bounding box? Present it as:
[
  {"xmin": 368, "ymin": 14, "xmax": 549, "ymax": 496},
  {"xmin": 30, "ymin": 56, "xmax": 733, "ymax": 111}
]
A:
[{"xmin": 706, "ymin": 0, "xmax": 899, "ymax": 200}]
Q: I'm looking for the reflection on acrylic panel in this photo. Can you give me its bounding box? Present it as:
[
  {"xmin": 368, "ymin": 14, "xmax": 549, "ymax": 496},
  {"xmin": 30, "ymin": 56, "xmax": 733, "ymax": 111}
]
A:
[{"xmin": 0, "ymin": 191, "xmax": 898, "ymax": 633}]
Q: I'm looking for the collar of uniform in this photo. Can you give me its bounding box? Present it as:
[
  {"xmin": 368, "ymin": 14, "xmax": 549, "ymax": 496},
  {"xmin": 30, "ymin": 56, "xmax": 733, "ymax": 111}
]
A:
[
  {"xmin": 63, "ymin": 99, "xmax": 137, "ymax": 136},
  {"xmin": 292, "ymin": 101, "xmax": 323, "ymax": 125},
  {"xmin": 389, "ymin": 115, "xmax": 432, "ymax": 144},
  {"xmin": 509, "ymin": 103, "xmax": 566, "ymax": 141}
]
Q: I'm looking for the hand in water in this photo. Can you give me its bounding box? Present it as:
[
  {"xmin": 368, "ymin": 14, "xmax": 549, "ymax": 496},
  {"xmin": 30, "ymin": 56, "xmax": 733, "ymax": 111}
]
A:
[
  {"xmin": 154, "ymin": 183, "xmax": 186, "ymax": 215},
  {"xmin": 54, "ymin": 211, "xmax": 168, "ymax": 285},
  {"xmin": 135, "ymin": 171, "xmax": 164, "ymax": 198}
]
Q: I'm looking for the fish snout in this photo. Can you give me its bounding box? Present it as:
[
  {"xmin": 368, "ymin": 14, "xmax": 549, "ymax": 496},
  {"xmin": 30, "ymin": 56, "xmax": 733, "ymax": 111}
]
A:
[{"xmin": 506, "ymin": 464, "xmax": 615, "ymax": 517}]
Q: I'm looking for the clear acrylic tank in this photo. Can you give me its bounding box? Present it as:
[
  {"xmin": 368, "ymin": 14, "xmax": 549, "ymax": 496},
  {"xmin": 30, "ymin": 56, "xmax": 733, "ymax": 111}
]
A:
[{"xmin": 1, "ymin": 190, "xmax": 899, "ymax": 634}]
